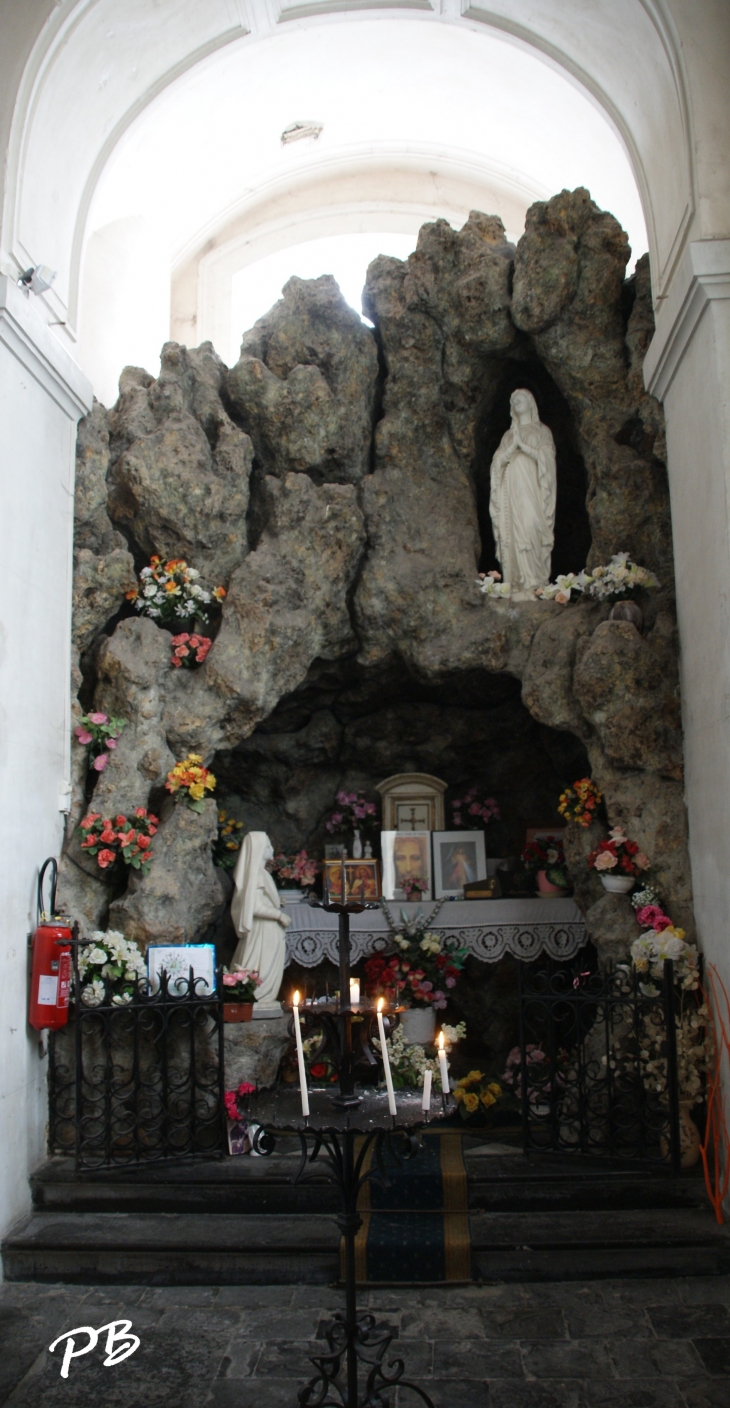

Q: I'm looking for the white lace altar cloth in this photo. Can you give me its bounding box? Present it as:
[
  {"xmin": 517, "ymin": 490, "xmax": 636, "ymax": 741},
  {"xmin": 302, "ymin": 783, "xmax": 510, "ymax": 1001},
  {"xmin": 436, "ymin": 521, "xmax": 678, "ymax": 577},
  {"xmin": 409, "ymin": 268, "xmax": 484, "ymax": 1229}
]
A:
[{"xmin": 284, "ymin": 898, "xmax": 587, "ymax": 967}]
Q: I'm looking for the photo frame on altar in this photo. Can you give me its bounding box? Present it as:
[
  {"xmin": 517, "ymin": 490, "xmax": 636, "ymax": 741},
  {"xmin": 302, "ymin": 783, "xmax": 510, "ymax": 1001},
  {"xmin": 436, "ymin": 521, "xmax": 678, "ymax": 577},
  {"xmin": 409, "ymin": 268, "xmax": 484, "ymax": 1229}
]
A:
[
  {"xmin": 323, "ymin": 859, "xmax": 381, "ymax": 905},
  {"xmin": 381, "ymin": 831, "xmax": 433, "ymax": 902},
  {"xmin": 433, "ymin": 830, "xmax": 487, "ymax": 899}
]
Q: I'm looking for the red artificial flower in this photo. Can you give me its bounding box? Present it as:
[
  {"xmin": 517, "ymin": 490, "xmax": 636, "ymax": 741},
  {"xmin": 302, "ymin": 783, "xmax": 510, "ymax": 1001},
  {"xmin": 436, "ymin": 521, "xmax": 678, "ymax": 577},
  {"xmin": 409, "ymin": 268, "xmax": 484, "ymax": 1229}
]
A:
[
  {"xmin": 97, "ymin": 849, "xmax": 115, "ymax": 869},
  {"xmin": 80, "ymin": 813, "xmax": 101, "ymax": 830},
  {"xmin": 310, "ymin": 1063, "xmax": 328, "ymax": 1079},
  {"xmin": 136, "ymin": 835, "xmax": 150, "ymax": 850},
  {"xmin": 118, "ymin": 829, "xmax": 137, "ymax": 848}
]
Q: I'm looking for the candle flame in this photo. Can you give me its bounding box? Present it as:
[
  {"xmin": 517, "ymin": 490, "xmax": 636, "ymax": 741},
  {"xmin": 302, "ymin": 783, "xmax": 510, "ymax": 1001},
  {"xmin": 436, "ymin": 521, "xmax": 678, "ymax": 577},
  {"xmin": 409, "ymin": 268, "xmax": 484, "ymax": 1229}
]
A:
[
  {"xmin": 377, "ymin": 997, "xmax": 384, "ymax": 1013},
  {"xmin": 438, "ymin": 1031, "xmax": 444, "ymax": 1050},
  {"xmin": 293, "ymin": 990, "xmax": 300, "ymax": 1006}
]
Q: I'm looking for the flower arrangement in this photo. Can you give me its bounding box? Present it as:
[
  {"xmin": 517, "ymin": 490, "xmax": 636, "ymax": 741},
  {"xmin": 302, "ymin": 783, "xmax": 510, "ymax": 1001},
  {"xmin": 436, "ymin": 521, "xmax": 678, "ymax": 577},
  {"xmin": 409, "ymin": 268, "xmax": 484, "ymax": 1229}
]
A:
[
  {"xmin": 78, "ymin": 808, "xmax": 157, "ymax": 875},
  {"xmin": 76, "ymin": 930, "xmax": 146, "ymax": 1006},
  {"xmin": 453, "ymin": 1070, "xmax": 504, "ymax": 1119},
  {"xmin": 267, "ymin": 849, "xmax": 319, "ymax": 890},
  {"xmin": 165, "ymin": 754, "xmax": 216, "ymax": 812},
  {"xmin": 170, "ymin": 632, "xmax": 212, "ymax": 668},
  {"xmin": 222, "ymin": 970, "xmax": 261, "ymax": 1004},
  {"xmin": 325, "ymin": 789, "xmax": 379, "ymax": 835},
  {"xmin": 224, "ymin": 1080, "xmax": 256, "ymax": 1123},
  {"xmin": 213, "ymin": 810, "xmax": 244, "ymax": 869},
  {"xmin": 535, "ymin": 555, "xmax": 660, "ymax": 605},
  {"xmin": 364, "ymin": 929, "xmax": 466, "ymax": 1011},
  {"xmin": 588, "ymin": 828, "xmax": 650, "ymax": 878},
  {"xmin": 625, "ymin": 887, "xmax": 708, "ymax": 1103},
  {"xmin": 450, "ymin": 788, "xmax": 500, "ymax": 828},
  {"xmin": 373, "ymin": 1021, "xmax": 466, "ymax": 1089},
  {"xmin": 476, "ymin": 570, "xmax": 511, "ymax": 599},
  {"xmin": 480, "ymin": 554, "xmax": 660, "ymax": 606},
  {"xmin": 535, "ymin": 571, "xmax": 593, "ymax": 604},
  {"xmin": 126, "ymin": 556, "xmax": 226, "ymax": 626},
  {"xmin": 521, "ymin": 835, "xmax": 570, "ymax": 889},
  {"xmin": 558, "ymin": 778, "xmax": 603, "ymax": 828},
  {"xmin": 397, "ymin": 873, "xmax": 427, "ymax": 901},
  {"xmin": 74, "ymin": 712, "xmax": 126, "ymax": 773}
]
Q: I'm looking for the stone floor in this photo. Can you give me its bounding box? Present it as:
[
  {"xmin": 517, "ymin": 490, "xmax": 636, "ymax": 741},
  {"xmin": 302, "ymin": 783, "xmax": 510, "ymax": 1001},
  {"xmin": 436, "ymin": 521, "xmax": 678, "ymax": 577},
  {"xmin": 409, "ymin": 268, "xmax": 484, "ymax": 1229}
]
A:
[{"xmin": 1, "ymin": 1276, "xmax": 729, "ymax": 1407}]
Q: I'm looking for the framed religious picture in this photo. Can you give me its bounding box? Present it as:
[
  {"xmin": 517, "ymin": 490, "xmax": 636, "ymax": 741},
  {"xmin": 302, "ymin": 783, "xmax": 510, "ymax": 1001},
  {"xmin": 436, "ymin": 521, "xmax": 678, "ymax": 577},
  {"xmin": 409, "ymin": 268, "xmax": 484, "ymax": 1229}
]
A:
[
  {"xmin": 381, "ymin": 831, "xmax": 433, "ymax": 902},
  {"xmin": 432, "ymin": 831, "xmax": 487, "ymax": 899},
  {"xmin": 227, "ymin": 1119, "xmax": 252, "ymax": 1156},
  {"xmin": 376, "ymin": 773, "xmax": 446, "ymax": 831},
  {"xmin": 323, "ymin": 859, "xmax": 381, "ymax": 905}
]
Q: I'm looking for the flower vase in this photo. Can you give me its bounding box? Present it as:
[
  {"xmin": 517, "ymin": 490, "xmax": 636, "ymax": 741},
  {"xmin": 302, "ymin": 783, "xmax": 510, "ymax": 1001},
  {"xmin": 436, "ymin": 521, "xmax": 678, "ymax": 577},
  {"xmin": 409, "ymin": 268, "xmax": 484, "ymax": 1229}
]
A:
[
  {"xmin": 224, "ymin": 1002, "xmax": 254, "ymax": 1023},
  {"xmin": 536, "ymin": 869, "xmax": 569, "ymax": 897},
  {"xmin": 352, "ymin": 828, "xmax": 363, "ymax": 859},
  {"xmin": 400, "ymin": 1007, "xmax": 436, "ymax": 1046},
  {"xmin": 599, "ymin": 874, "xmax": 634, "ymax": 894}
]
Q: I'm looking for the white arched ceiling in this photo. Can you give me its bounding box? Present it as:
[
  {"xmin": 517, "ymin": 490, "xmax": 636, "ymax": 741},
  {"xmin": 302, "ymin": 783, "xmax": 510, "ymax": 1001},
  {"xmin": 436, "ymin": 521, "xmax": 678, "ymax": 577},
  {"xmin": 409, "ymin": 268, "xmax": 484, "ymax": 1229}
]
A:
[
  {"xmin": 78, "ymin": 16, "xmax": 648, "ymax": 386},
  {"xmin": 1, "ymin": 0, "xmax": 694, "ymax": 396}
]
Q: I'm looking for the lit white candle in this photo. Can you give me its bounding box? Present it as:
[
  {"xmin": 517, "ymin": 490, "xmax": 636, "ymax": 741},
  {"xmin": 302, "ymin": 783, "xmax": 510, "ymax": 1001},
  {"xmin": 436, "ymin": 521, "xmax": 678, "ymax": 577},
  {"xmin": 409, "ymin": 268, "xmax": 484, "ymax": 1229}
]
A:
[
  {"xmin": 350, "ymin": 978, "xmax": 360, "ymax": 1006},
  {"xmin": 377, "ymin": 998, "xmax": 397, "ymax": 1117},
  {"xmin": 292, "ymin": 991, "xmax": 310, "ymax": 1118},
  {"xmin": 421, "ymin": 1068, "xmax": 432, "ymax": 1112},
  {"xmin": 437, "ymin": 1031, "xmax": 450, "ymax": 1097}
]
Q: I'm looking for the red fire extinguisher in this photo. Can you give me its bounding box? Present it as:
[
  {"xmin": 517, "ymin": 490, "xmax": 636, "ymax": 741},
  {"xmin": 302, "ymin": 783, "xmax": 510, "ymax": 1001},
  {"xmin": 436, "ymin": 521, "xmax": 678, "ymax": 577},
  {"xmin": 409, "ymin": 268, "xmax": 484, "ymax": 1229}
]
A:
[{"xmin": 28, "ymin": 858, "xmax": 73, "ymax": 1031}]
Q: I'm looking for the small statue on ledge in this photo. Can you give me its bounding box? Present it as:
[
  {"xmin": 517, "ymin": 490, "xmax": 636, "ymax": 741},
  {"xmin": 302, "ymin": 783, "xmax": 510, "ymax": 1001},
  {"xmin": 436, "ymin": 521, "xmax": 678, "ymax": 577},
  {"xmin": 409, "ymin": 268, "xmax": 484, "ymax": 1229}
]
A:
[
  {"xmin": 489, "ymin": 388, "xmax": 557, "ymax": 595},
  {"xmin": 230, "ymin": 832, "xmax": 291, "ymax": 1017}
]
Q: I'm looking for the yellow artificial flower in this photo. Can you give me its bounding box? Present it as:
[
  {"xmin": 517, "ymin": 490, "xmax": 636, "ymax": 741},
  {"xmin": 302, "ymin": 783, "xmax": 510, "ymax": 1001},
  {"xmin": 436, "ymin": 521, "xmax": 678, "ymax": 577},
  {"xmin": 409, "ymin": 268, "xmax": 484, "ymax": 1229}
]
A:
[
  {"xmin": 480, "ymin": 1090, "xmax": 497, "ymax": 1109},
  {"xmin": 453, "ymin": 1088, "xmax": 464, "ymax": 1103},
  {"xmin": 487, "ymin": 1083, "xmax": 502, "ymax": 1098},
  {"xmin": 205, "ymin": 773, "xmax": 216, "ymax": 790},
  {"xmin": 464, "ymin": 1092, "xmax": 480, "ymax": 1113},
  {"xmin": 188, "ymin": 754, "xmax": 203, "ymax": 765},
  {"xmin": 463, "ymin": 1070, "xmax": 484, "ymax": 1088},
  {"xmin": 189, "ymin": 782, "xmax": 205, "ymax": 800}
]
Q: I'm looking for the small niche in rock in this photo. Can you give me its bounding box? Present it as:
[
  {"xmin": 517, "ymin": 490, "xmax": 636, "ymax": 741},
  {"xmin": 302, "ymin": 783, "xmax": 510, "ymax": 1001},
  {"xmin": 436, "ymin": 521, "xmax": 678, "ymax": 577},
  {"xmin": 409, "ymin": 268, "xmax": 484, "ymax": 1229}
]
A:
[
  {"xmin": 474, "ymin": 356, "xmax": 591, "ymax": 580},
  {"xmin": 212, "ymin": 654, "xmax": 589, "ymax": 860},
  {"xmin": 210, "ymin": 653, "xmax": 590, "ymax": 1068}
]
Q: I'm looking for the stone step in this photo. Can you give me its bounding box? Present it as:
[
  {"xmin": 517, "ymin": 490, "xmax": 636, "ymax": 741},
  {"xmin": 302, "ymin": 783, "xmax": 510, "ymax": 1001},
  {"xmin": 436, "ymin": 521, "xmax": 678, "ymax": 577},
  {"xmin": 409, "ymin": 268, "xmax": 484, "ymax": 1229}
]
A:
[
  {"xmin": 4, "ymin": 1206, "xmax": 728, "ymax": 1286},
  {"xmin": 29, "ymin": 1150, "xmax": 708, "ymax": 1216}
]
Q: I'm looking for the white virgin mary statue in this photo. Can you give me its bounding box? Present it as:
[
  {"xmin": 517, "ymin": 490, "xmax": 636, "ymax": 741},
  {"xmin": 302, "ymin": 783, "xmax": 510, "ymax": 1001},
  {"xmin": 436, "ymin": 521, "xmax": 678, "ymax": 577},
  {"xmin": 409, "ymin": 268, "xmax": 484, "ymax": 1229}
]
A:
[
  {"xmin": 231, "ymin": 832, "xmax": 291, "ymax": 1017},
  {"xmin": 489, "ymin": 389, "xmax": 557, "ymax": 594}
]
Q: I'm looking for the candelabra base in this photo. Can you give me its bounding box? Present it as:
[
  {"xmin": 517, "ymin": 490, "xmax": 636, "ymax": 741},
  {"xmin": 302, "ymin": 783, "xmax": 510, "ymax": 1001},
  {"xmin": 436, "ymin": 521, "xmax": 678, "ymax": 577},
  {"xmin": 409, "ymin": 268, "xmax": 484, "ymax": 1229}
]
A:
[
  {"xmin": 299, "ymin": 1310, "xmax": 435, "ymax": 1408},
  {"xmin": 329, "ymin": 1090, "xmax": 363, "ymax": 1110}
]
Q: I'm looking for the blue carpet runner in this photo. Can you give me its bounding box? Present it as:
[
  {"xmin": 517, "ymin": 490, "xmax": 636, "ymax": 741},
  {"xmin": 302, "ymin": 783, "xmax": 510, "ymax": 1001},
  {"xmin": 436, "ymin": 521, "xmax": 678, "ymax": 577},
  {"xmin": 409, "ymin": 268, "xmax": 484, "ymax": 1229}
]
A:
[{"xmin": 344, "ymin": 1132, "xmax": 471, "ymax": 1284}]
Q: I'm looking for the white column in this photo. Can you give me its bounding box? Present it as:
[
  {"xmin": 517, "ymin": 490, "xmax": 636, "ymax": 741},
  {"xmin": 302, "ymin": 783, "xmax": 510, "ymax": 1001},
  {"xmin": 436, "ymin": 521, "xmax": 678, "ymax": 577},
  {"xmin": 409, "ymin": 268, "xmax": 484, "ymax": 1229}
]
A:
[
  {"xmin": 0, "ymin": 276, "xmax": 92, "ymax": 1248},
  {"xmin": 644, "ymin": 238, "xmax": 730, "ymax": 999}
]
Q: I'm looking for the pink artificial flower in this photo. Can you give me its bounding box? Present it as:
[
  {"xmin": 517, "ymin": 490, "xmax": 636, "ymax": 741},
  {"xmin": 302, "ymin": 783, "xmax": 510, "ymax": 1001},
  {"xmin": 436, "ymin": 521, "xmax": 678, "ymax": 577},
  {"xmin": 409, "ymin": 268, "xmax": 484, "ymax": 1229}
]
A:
[
  {"xmin": 171, "ymin": 633, "xmax": 191, "ymax": 645},
  {"xmin": 635, "ymin": 853, "xmax": 651, "ymax": 871},
  {"xmin": 445, "ymin": 976, "xmax": 456, "ymax": 988},
  {"xmin": 636, "ymin": 905, "xmax": 673, "ymax": 932},
  {"xmin": 171, "ymin": 657, "xmax": 182, "ymax": 667},
  {"xmin": 174, "ymin": 645, "xmax": 189, "ymax": 658},
  {"xmin": 97, "ymin": 848, "xmax": 115, "ymax": 868},
  {"xmin": 488, "ymin": 570, "xmax": 501, "ymax": 580},
  {"xmin": 237, "ymin": 1081, "xmax": 256, "ymax": 1096},
  {"xmin": 555, "ymin": 591, "xmax": 570, "ymax": 605},
  {"xmin": 88, "ymin": 713, "xmax": 108, "ymax": 725},
  {"xmin": 75, "ymin": 727, "xmax": 93, "ymax": 745},
  {"xmin": 106, "ymin": 737, "xmax": 117, "ymax": 749},
  {"xmin": 223, "ymin": 972, "xmax": 240, "ymax": 986},
  {"xmin": 92, "ymin": 753, "xmax": 109, "ymax": 771},
  {"xmin": 594, "ymin": 850, "xmax": 617, "ymax": 871}
]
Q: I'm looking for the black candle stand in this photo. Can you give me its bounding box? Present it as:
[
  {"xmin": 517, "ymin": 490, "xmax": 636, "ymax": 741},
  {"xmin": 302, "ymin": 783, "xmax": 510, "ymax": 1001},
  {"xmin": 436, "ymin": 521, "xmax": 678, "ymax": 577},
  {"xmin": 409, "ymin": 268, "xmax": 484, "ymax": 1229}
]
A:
[{"xmin": 254, "ymin": 896, "xmax": 451, "ymax": 1407}]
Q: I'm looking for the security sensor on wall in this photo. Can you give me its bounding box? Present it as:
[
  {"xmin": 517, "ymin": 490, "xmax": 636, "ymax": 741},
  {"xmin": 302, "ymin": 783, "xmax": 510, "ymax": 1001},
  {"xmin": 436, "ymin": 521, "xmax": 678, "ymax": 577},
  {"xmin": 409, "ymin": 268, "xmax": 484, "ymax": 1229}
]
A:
[{"xmin": 17, "ymin": 264, "xmax": 56, "ymax": 296}]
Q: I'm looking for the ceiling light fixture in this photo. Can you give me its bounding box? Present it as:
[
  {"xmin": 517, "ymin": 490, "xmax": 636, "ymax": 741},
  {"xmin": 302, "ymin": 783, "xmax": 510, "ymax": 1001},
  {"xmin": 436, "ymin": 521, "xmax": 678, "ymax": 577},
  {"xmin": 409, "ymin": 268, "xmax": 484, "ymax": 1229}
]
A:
[{"xmin": 280, "ymin": 120, "xmax": 323, "ymax": 146}]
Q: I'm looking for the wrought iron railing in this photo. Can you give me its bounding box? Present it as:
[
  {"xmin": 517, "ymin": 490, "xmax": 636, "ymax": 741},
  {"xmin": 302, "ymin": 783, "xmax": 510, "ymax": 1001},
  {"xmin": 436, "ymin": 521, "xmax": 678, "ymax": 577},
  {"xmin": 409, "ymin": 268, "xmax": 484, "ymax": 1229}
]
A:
[
  {"xmin": 518, "ymin": 951, "xmax": 683, "ymax": 1169},
  {"xmin": 48, "ymin": 968, "xmax": 225, "ymax": 1170}
]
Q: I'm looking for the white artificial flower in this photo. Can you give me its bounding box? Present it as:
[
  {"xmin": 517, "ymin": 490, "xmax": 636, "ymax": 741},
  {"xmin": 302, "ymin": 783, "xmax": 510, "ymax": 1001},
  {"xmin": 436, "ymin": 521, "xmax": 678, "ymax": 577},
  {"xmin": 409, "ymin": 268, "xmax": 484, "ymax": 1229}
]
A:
[
  {"xmin": 143, "ymin": 584, "xmax": 157, "ymax": 597},
  {"xmin": 81, "ymin": 977, "xmax": 106, "ymax": 1006}
]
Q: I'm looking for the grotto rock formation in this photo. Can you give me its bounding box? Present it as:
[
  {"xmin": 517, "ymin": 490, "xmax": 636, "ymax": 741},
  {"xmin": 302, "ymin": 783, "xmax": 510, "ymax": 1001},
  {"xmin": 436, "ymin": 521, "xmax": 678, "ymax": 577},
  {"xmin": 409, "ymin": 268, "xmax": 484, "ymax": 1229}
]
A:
[
  {"xmin": 228, "ymin": 274, "xmax": 379, "ymax": 484},
  {"xmin": 60, "ymin": 189, "xmax": 694, "ymax": 962},
  {"xmin": 108, "ymin": 342, "xmax": 253, "ymax": 584}
]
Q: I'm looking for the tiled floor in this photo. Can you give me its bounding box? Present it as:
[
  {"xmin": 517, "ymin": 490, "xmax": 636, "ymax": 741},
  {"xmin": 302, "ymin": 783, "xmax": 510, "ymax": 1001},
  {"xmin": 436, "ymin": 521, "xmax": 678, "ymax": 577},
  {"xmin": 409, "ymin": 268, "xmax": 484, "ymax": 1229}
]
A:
[{"xmin": 1, "ymin": 1276, "xmax": 729, "ymax": 1407}]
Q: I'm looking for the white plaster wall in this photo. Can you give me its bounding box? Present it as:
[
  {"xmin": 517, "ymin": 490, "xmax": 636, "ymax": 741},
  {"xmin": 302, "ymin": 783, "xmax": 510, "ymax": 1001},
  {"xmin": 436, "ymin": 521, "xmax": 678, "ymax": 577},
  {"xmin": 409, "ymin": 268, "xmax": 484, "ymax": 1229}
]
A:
[{"xmin": 0, "ymin": 277, "xmax": 92, "ymax": 1250}]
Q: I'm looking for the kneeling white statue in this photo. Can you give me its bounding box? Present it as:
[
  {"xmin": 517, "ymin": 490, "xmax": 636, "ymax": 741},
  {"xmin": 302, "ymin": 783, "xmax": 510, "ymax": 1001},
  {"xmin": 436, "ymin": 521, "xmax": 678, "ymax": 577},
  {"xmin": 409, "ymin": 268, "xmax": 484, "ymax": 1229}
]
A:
[
  {"xmin": 230, "ymin": 832, "xmax": 291, "ymax": 1017},
  {"xmin": 489, "ymin": 388, "xmax": 557, "ymax": 595}
]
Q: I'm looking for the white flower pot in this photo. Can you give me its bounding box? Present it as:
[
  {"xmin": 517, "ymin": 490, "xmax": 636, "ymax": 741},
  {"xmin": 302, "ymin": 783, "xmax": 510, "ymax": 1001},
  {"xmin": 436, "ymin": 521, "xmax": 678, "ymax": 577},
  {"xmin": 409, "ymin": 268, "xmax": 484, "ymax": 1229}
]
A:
[
  {"xmin": 400, "ymin": 1006, "xmax": 436, "ymax": 1046},
  {"xmin": 600, "ymin": 874, "xmax": 634, "ymax": 894}
]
